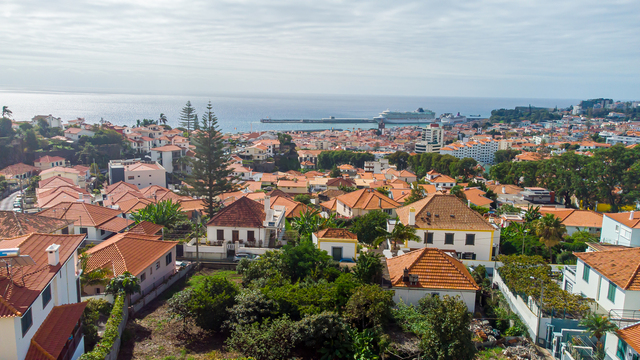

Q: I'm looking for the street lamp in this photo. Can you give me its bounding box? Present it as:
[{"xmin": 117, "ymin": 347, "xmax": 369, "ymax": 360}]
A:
[
  {"xmin": 522, "ymin": 229, "xmax": 529, "ymax": 255},
  {"xmin": 530, "ymin": 275, "xmax": 545, "ymax": 346}
]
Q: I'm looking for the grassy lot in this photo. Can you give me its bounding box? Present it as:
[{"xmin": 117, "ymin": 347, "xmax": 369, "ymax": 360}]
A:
[
  {"xmin": 475, "ymin": 347, "xmax": 508, "ymax": 360},
  {"xmin": 118, "ymin": 268, "xmax": 244, "ymax": 360}
]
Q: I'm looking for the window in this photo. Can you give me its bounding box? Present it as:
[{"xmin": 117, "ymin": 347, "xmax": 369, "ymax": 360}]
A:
[
  {"xmin": 424, "ymin": 232, "xmax": 433, "ymax": 244},
  {"xmin": 128, "ymin": 176, "xmax": 134, "ymax": 180},
  {"xmin": 156, "ymin": 261, "xmax": 160, "ymax": 270},
  {"xmin": 140, "ymin": 273, "xmax": 146, "ymax": 282},
  {"xmin": 465, "ymin": 234, "xmax": 475, "ymax": 245},
  {"xmin": 21, "ymin": 308, "xmax": 32, "ymax": 337},
  {"xmin": 617, "ymin": 338, "xmax": 627, "ymax": 359},
  {"xmin": 42, "ymin": 284, "xmax": 52, "ymax": 308},
  {"xmin": 79, "ymin": 228, "xmax": 88, "ymax": 234},
  {"xmin": 61, "ymin": 227, "xmax": 69, "ymax": 234},
  {"xmin": 615, "ymin": 225, "xmax": 620, "ymax": 232},
  {"xmin": 608, "ymin": 281, "xmax": 617, "ymax": 303},
  {"xmin": 248, "ymin": 231, "xmax": 255, "ymax": 241},
  {"xmin": 100, "ymin": 229, "xmax": 106, "ymax": 236},
  {"xmin": 96, "ymin": 288, "xmax": 101, "ymax": 294},
  {"xmin": 166, "ymin": 252, "xmax": 172, "ymax": 266},
  {"xmin": 583, "ymin": 265, "xmax": 590, "ymax": 282},
  {"xmin": 217, "ymin": 229, "xmax": 224, "ymax": 240},
  {"xmin": 331, "ymin": 247, "xmax": 343, "ymax": 261},
  {"xmin": 445, "ymin": 233, "xmax": 454, "ymax": 245}
]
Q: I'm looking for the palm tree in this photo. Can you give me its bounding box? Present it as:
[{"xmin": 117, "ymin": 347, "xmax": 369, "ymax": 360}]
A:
[
  {"xmin": 534, "ymin": 213, "xmax": 567, "ymax": 263},
  {"xmin": 291, "ymin": 208, "xmax": 341, "ymax": 240},
  {"xmin": 159, "ymin": 113, "xmax": 168, "ymax": 125},
  {"xmin": 106, "ymin": 271, "xmax": 141, "ymax": 304},
  {"xmin": 131, "ymin": 200, "xmax": 187, "ymax": 229},
  {"xmin": 578, "ymin": 314, "xmax": 618, "ymax": 345},
  {"xmin": 79, "ymin": 253, "xmax": 112, "ymax": 289},
  {"xmin": 373, "ymin": 218, "xmax": 419, "ymax": 249},
  {"xmin": 2, "ymin": 106, "xmax": 12, "ymax": 119},
  {"xmin": 524, "ymin": 205, "xmax": 542, "ymax": 222}
]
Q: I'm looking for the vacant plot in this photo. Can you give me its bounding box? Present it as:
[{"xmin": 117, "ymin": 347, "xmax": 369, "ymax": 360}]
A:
[{"xmin": 118, "ymin": 269, "xmax": 243, "ymax": 360}]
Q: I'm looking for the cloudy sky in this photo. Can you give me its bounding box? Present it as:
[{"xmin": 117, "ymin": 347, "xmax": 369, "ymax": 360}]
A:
[{"xmin": 1, "ymin": 0, "xmax": 639, "ymax": 99}]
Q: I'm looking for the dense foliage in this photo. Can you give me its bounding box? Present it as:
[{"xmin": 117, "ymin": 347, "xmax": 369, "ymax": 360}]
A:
[
  {"xmin": 131, "ymin": 200, "xmax": 187, "ymax": 229},
  {"xmin": 350, "ymin": 210, "xmax": 389, "ymax": 245},
  {"xmin": 405, "ymin": 152, "xmax": 478, "ymax": 179},
  {"xmin": 317, "ymin": 150, "xmax": 375, "ymax": 169},
  {"xmin": 79, "ymin": 295, "xmax": 125, "ymax": 360},
  {"xmin": 489, "ymin": 107, "xmax": 562, "ymax": 124}
]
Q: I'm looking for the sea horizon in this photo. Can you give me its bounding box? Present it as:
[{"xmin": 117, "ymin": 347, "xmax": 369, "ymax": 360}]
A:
[{"xmin": 0, "ymin": 90, "xmax": 581, "ymax": 133}]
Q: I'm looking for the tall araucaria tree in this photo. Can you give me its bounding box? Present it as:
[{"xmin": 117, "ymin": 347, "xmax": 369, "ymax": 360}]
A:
[
  {"xmin": 184, "ymin": 102, "xmax": 235, "ymax": 218},
  {"xmin": 179, "ymin": 101, "xmax": 197, "ymax": 135}
]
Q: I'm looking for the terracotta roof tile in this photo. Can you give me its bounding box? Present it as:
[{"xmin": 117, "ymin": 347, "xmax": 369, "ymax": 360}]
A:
[
  {"xmin": 37, "ymin": 202, "xmax": 127, "ymax": 228},
  {"xmin": 0, "ymin": 211, "xmax": 71, "ymax": 238},
  {"xmin": 38, "ymin": 176, "xmax": 76, "ymax": 189},
  {"xmin": 315, "ymin": 228, "xmax": 357, "ymax": 240},
  {"xmin": 336, "ymin": 188, "xmax": 400, "ymax": 210},
  {"xmin": 320, "ymin": 198, "xmax": 337, "ymax": 211},
  {"xmin": 25, "ymin": 302, "xmax": 88, "ymax": 360},
  {"xmin": 326, "ymin": 178, "xmax": 355, "ymax": 187},
  {"xmin": 104, "ymin": 181, "xmax": 139, "ymax": 195},
  {"xmin": 386, "ymin": 248, "xmax": 479, "ymax": 290},
  {"xmin": 538, "ymin": 209, "xmax": 603, "ymax": 228},
  {"xmin": 463, "ymin": 188, "xmax": 494, "ymax": 207},
  {"xmin": 604, "ymin": 212, "xmax": 640, "ymax": 229},
  {"xmin": 575, "ymin": 248, "xmax": 640, "ymax": 290},
  {"xmin": 0, "ymin": 163, "xmax": 38, "ymax": 176},
  {"xmin": 206, "ymin": 196, "xmax": 265, "ymax": 228},
  {"xmin": 396, "ymin": 194, "xmax": 495, "ymax": 231},
  {"xmin": 129, "ymin": 221, "xmax": 164, "ymax": 235},
  {"xmin": 617, "ymin": 323, "xmax": 640, "ymax": 353},
  {"xmin": 116, "ymin": 198, "xmax": 155, "ymax": 213},
  {"xmin": 97, "ymin": 216, "xmax": 134, "ymax": 233},
  {"xmin": 86, "ymin": 232, "xmax": 176, "ymax": 276},
  {"xmin": 0, "ymin": 233, "xmax": 86, "ymax": 317}
]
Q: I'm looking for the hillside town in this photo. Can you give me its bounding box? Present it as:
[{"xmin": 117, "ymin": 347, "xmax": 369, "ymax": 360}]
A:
[{"xmin": 0, "ymin": 98, "xmax": 639, "ymax": 360}]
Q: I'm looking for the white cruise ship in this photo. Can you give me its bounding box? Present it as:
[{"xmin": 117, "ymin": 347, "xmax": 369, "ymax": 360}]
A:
[{"xmin": 374, "ymin": 108, "xmax": 437, "ymax": 124}]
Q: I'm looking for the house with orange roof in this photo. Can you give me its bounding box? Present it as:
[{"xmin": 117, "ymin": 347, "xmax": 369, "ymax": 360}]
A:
[
  {"xmin": 0, "ymin": 211, "xmax": 73, "ymax": 238},
  {"xmin": 241, "ymin": 144, "xmax": 269, "ymax": 161},
  {"xmin": 600, "ymin": 211, "xmax": 640, "ymax": 246},
  {"xmin": 386, "ymin": 248, "xmax": 479, "ymax": 311},
  {"xmin": 335, "ymin": 188, "xmax": 401, "ymax": 218},
  {"xmin": 277, "ymin": 179, "xmax": 308, "ymax": 195},
  {"xmin": 39, "ymin": 166, "xmax": 86, "ymax": 188},
  {"xmin": 33, "ymin": 155, "xmax": 66, "ymax": 170},
  {"xmin": 108, "ymin": 159, "xmax": 167, "ymax": 188},
  {"xmin": 312, "ymin": 228, "xmax": 359, "ymax": 261},
  {"xmin": 64, "ymin": 126, "xmax": 95, "ymax": 141},
  {"xmin": 538, "ymin": 208, "xmax": 603, "ymax": 235},
  {"xmin": 462, "ymin": 188, "xmax": 494, "ymax": 209},
  {"xmin": 393, "ymin": 194, "xmax": 500, "ymax": 265},
  {"xmin": 423, "ymin": 170, "xmax": 456, "ymax": 190},
  {"xmin": 0, "ymin": 163, "xmax": 39, "ymax": 183},
  {"xmin": 150, "ymin": 145, "xmax": 187, "ymax": 174},
  {"xmin": 606, "ymin": 322, "xmax": 640, "ymax": 360},
  {"xmin": 38, "ymin": 202, "xmax": 133, "ymax": 244},
  {"xmin": 36, "ymin": 185, "xmax": 92, "ymax": 209},
  {"xmin": 0, "ymin": 233, "xmax": 87, "ymax": 360},
  {"xmin": 83, "ymin": 232, "xmax": 178, "ymax": 301}
]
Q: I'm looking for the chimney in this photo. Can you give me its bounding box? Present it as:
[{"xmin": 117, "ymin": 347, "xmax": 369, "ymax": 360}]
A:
[
  {"xmin": 264, "ymin": 196, "xmax": 271, "ymax": 213},
  {"xmin": 468, "ymin": 199, "xmax": 471, "ymax": 207},
  {"xmin": 378, "ymin": 197, "xmax": 382, "ymax": 208},
  {"xmin": 46, "ymin": 244, "xmax": 60, "ymax": 266},
  {"xmin": 502, "ymin": 186, "xmax": 506, "ymax": 194},
  {"xmin": 78, "ymin": 193, "xmax": 83, "ymax": 201},
  {"xmin": 408, "ymin": 207, "xmax": 416, "ymax": 226},
  {"xmin": 631, "ymin": 211, "xmax": 635, "ymax": 220}
]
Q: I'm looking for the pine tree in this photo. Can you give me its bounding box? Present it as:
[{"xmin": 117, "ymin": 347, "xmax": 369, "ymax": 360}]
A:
[
  {"xmin": 184, "ymin": 102, "xmax": 235, "ymax": 218},
  {"xmin": 179, "ymin": 101, "xmax": 197, "ymax": 134}
]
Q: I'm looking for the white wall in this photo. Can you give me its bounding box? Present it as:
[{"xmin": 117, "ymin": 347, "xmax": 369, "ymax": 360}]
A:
[
  {"xmin": 573, "ymin": 258, "xmax": 633, "ymax": 313},
  {"xmin": 206, "ymin": 226, "xmax": 266, "ymax": 244},
  {"xmin": 75, "ymin": 226, "xmax": 113, "ymax": 243},
  {"xmin": 124, "ymin": 168, "xmax": 166, "ymax": 188},
  {"xmin": 392, "ymin": 288, "xmax": 476, "ymax": 312},
  {"xmin": 399, "ymin": 228, "xmax": 497, "ymax": 262},
  {"xmin": 137, "ymin": 247, "xmax": 177, "ymax": 300},
  {"xmin": 316, "ymin": 240, "xmax": 357, "ymax": 260},
  {"xmin": 605, "ymin": 332, "xmax": 640, "ymax": 360},
  {"xmin": 600, "ymin": 215, "xmax": 640, "ymax": 247}
]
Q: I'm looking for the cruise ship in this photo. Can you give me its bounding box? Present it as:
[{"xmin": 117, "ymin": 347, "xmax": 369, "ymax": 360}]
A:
[{"xmin": 374, "ymin": 108, "xmax": 436, "ymax": 124}]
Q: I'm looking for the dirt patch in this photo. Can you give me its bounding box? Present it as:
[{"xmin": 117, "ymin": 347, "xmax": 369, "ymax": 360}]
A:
[{"xmin": 118, "ymin": 269, "xmax": 243, "ymax": 360}]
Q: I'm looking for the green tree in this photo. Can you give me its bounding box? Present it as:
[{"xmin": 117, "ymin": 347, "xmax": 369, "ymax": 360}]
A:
[
  {"xmin": 418, "ymin": 295, "xmax": 476, "ymax": 360},
  {"xmin": 578, "ymin": 314, "xmax": 618, "ymax": 344},
  {"xmin": 189, "ymin": 276, "xmax": 239, "ymax": 332},
  {"xmin": 534, "ymin": 213, "xmax": 567, "ymax": 263},
  {"xmin": 352, "ymin": 251, "xmax": 384, "ymax": 284},
  {"xmin": 373, "ymin": 218, "xmax": 419, "ymax": 249},
  {"xmin": 329, "ymin": 166, "xmax": 341, "ymax": 178},
  {"xmin": 387, "ymin": 151, "xmax": 410, "ymax": 170},
  {"xmin": 24, "ymin": 129, "xmax": 39, "ymax": 151},
  {"xmin": 0, "ymin": 118, "xmax": 14, "ymax": 137},
  {"xmin": 179, "ymin": 100, "xmax": 197, "ymax": 134},
  {"xmin": 281, "ymin": 240, "xmax": 336, "ymax": 282},
  {"xmin": 106, "ymin": 271, "xmax": 141, "ymax": 300},
  {"xmin": 184, "ymin": 102, "xmax": 235, "ymax": 218},
  {"xmin": 450, "ymin": 185, "xmax": 467, "ymax": 201},
  {"xmin": 79, "ymin": 253, "xmax": 113, "ymax": 288},
  {"xmin": 1, "ymin": 106, "xmax": 12, "ymax": 118},
  {"xmin": 345, "ymin": 284, "xmax": 394, "ymax": 329},
  {"xmin": 130, "ymin": 200, "xmax": 187, "ymax": 229},
  {"xmin": 158, "ymin": 113, "xmax": 167, "ymax": 125},
  {"xmin": 294, "ymin": 194, "xmax": 311, "ymax": 205},
  {"xmin": 226, "ymin": 315, "xmax": 300, "ymax": 360},
  {"xmin": 375, "ymin": 187, "xmax": 390, "ymax": 197},
  {"xmin": 403, "ymin": 186, "xmax": 425, "ymax": 205},
  {"xmin": 291, "ymin": 209, "xmax": 341, "ymax": 240},
  {"xmin": 524, "ymin": 205, "xmax": 542, "ymax": 222},
  {"xmin": 350, "ymin": 211, "xmax": 389, "ymax": 245}
]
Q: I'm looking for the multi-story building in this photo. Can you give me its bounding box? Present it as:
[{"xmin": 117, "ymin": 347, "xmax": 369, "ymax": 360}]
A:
[
  {"xmin": 109, "ymin": 159, "xmax": 167, "ymax": 188},
  {"xmin": 150, "ymin": 145, "xmax": 188, "ymax": 174},
  {"xmin": 607, "ymin": 135, "xmax": 640, "ymax": 146},
  {"xmin": 31, "ymin": 114, "xmax": 63, "ymax": 128},
  {"xmin": 415, "ymin": 124, "xmax": 444, "ymax": 154},
  {"xmin": 440, "ymin": 139, "xmax": 499, "ymax": 164},
  {"xmin": 0, "ymin": 233, "xmax": 87, "ymax": 360},
  {"xmin": 600, "ymin": 211, "xmax": 640, "ymax": 246}
]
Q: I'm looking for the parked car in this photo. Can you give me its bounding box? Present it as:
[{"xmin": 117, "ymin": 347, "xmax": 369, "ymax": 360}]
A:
[{"xmin": 233, "ymin": 253, "xmax": 260, "ymax": 262}]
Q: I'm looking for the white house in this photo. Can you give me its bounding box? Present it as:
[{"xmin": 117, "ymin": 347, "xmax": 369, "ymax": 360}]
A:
[
  {"xmin": 64, "ymin": 127, "xmax": 95, "ymax": 142},
  {"xmin": 0, "ymin": 233, "xmax": 87, "ymax": 360},
  {"xmin": 391, "ymin": 194, "xmax": 501, "ymax": 266},
  {"xmin": 312, "ymin": 228, "xmax": 359, "ymax": 261},
  {"xmin": 108, "ymin": 159, "xmax": 167, "ymax": 189},
  {"xmin": 600, "ymin": 211, "xmax": 640, "ymax": 246},
  {"xmin": 83, "ymin": 232, "xmax": 178, "ymax": 302},
  {"xmin": 150, "ymin": 145, "xmax": 187, "ymax": 174},
  {"xmin": 335, "ymin": 188, "xmax": 400, "ymax": 218},
  {"xmin": 563, "ymin": 247, "xmax": 640, "ymax": 314},
  {"xmin": 538, "ymin": 208, "xmax": 603, "ymax": 236},
  {"xmin": 423, "ymin": 170, "xmax": 456, "ymax": 190},
  {"xmin": 605, "ymin": 322, "xmax": 640, "ymax": 360},
  {"xmin": 32, "ymin": 114, "xmax": 63, "ymax": 128},
  {"xmin": 33, "ymin": 155, "xmax": 66, "ymax": 170},
  {"xmin": 203, "ymin": 196, "xmax": 286, "ymax": 259},
  {"xmin": 386, "ymin": 247, "xmax": 479, "ymax": 312}
]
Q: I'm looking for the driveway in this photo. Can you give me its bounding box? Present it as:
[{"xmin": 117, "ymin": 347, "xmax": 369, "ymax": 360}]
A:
[{"xmin": 0, "ymin": 191, "xmax": 20, "ymax": 211}]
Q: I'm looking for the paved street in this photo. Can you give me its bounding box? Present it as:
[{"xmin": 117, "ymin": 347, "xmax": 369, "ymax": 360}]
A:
[{"xmin": 0, "ymin": 191, "xmax": 20, "ymax": 211}]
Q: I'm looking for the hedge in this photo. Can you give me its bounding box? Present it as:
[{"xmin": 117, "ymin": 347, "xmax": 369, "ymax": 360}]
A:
[{"xmin": 79, "ymin": 294, "xmax": 125, "ymax": 360}]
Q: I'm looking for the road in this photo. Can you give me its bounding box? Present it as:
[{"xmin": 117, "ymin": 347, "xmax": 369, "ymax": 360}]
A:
[{"xmin": 0, "ymin": 191, "xmax": 20, "ymax": 211}]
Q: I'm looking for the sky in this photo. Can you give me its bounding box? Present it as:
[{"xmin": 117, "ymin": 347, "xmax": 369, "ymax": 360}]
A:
[{"xmin": 1, "ymin": 0, "xmax": 639, "ymax": 99}]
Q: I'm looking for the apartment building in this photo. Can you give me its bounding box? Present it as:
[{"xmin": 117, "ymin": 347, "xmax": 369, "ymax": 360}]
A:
[
  {"xmin": 415, "ymin": 124, "xmax": 444, "ymax": 154},
  {"xmin": 440, "ymin": 139, "xmax": 499, "ymax": 164}
]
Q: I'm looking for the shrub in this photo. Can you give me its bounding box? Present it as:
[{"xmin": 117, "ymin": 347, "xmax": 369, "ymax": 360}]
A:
[
  {"xmin": 226, "ymin": 315, "xmax": 301, "ymax": 360},
  {"xmin": 190, "ymin": 277, "xmax": 239, "ymax": 332},
  {"xmin": 226, "ymin": 289, "xmax": 279, "ymax": 328},
  {"xmin": 79, "ymin": 294, "xmax": 125, "ymax": 360},
  {"xmin": 297, "ymin": 311, "xmax": 350, "ymax": 349},
  {"xmin": 344, "ymin": 285, "xmax": 394, "ymax": 329}
]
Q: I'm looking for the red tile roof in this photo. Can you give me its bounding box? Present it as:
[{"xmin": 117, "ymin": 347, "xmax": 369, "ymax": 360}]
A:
[
  {"xmin": 129, "ymin": 221, "xmax": 164, "ymax": 235},
  {"xmin": 538, "ymin": 209, "xmax": 603, "ymax": 228},
  {"xmin": 25, "ymin": 302, "xmax": 88, "ymax": 360},
  {"xmin": 86, "ymin": 232, "xmax": 176, "ymax": 277},
  {"xmin": 386, "ymin": 248, "xmax": 479, "ymax": 290},
  {"xmin": 104, "ymin": 181, "xmax": 139, "ymax": 195},
  {"xmin": 604, "ymin": 212, "xmax": 640, "ymax": 229},
  {"xmin": 151, "ymin": 145, "xmax": 183, "ymax": 152},
  {"xmin": 396, "ymin": 194, "xmax": 495, "ymax": 231},
  {"xmin": 617, "ymin": 323, "xmax": 640, "ymax": 353},
  {"xmin": 0, "ymin": 211, "xmax": 71, "ymax": 238},
  {"xmin": 336, "ymin": 188, "xmax": 400, "ymax": 210},
  {"xmin": 207, "ymin": 196, "xmax": 265, "ymax": 228},
  {"xmin": 37, "ymin": 202, "xmax": 128, "ymax": 229},
  {"xmin": 34, "ymin": 155, "xmax": 66, "ymax": 164},
  {"xmin": 315, "ymin": 228, "xmax": 357, "ymax": 240},
  {"xmin": 0, "ymin": 233, "xmax": 86, "ymax": 317},
  {"xmin": 575, "ymin": 248, "xmax": 640, "ymax": 290},
  {"xmin": 0, "ymin": 163, "xmax": 38, "ymax": 176},
  {"xmin": 96, "ymin": 216, "xmax": 134, "ymax": 233},
  {"xmin": 38, "ymin": 176, "xmax": 76, "ymax": 189}
]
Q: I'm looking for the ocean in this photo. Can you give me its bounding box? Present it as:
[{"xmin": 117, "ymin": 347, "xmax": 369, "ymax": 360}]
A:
[{"xmin": 0, "ymin": 91, "xmax": 578, "ymax": 133}]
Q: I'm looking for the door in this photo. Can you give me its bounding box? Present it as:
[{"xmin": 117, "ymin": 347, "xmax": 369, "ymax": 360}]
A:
[
  {"xmin": 331, "ymin": 247, "xmax": 343, "ymax": 261},
  {"xmin": 232, "ymin": 230, "xmax": 239, "ymax": 242}
]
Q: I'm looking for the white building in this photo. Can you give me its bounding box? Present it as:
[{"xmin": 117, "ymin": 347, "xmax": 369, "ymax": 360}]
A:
[
  {"xmin": 64, "ymin": 127, "xmax": 95, "ymax": 142},
  {"xmin": 312, "ymin": 228, "xmax": 359, "ymax": 261},
  {"xmin": 440, "ymin": 139, "xmax": 499, "ymax": 164},
  {"xmin": 150, "ymin": 145, "xmax": 187, "ymax": 174},
  {"xmin": 335, "ymin": 188, "xmax": 400, "ymax": 218},
  {"xmin": 386, "ymin": 247, "xmax": 479, "ymax": 312},
  {"xmin": 33, "ymin": 155, "xmax": 66, "ymax": 170},
  {"xmin": 600, "ymin": 211, "xmax": 640, "ymax": 246},
  {"xmin": 0, "ymin": 233, "xmax": 87, "ymax": 360},
  {"xmin": 415, "ymin": 124, "xmax": 444, "ymax": 154},
  {"xmin": 605, "ymin": 322, "xmax": 640, "ymax": 360},
  {"xmin": 364, "ymin": 159, "xmax": 390, "ymax": 174},
  {"xmin": 607, "ymin": 135, "xmax": 640, "ymax": 146},
  {"xmin": 31, "ymin": 114, "xmax": 63, "ymax": 128},
  {"xmin": 108, "ymin": 159, "xmax": 167, "ymax": 189},
  {"xmin": 391, "ymin": 194, "xmax": 501, "ymax": 266}
]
